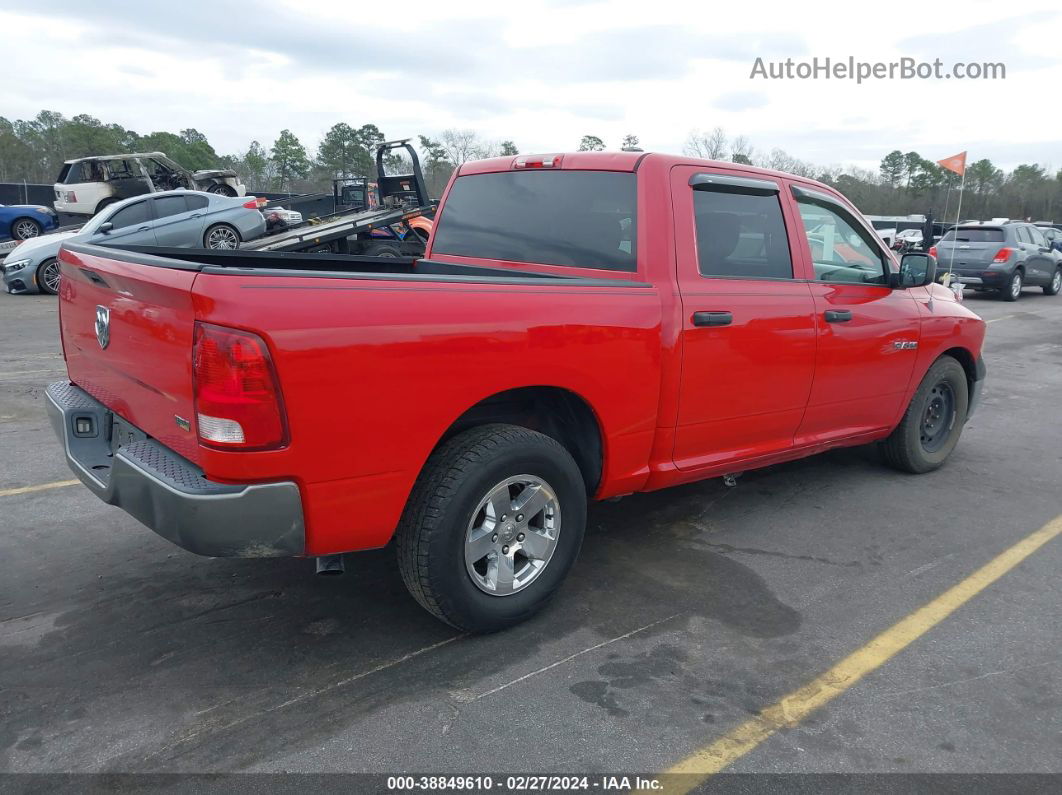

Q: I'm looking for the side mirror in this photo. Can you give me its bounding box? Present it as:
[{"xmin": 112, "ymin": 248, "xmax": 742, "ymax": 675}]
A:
[
  {"xmin": 895, "ymin": 252, "xmax": 937, "ymax": 288},
  {"xmin": 98, "ymin": 222, "xmax": 113, "ymax": 234}
]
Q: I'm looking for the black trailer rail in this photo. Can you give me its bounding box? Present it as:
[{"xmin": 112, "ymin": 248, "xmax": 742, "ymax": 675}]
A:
[{"xmin": 241, "ymin": 203, "xmax": 433, "ymax": 253}]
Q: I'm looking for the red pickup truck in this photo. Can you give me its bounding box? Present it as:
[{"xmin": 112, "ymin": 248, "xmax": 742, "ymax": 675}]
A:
[{"xmin": 47, "ymin": 151, "xmax": 986, "ymax": 632}]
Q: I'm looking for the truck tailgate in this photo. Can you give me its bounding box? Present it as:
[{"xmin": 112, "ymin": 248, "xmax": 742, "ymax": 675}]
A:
[{"xmin": 59, "ymin": 246, "xmax": 202, "ymax": 465}]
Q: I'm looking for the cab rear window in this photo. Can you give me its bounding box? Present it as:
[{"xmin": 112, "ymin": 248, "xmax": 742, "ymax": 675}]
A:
[{"xmin": 431, "ymin": 170, "xmax": 637, "ymax": 271}]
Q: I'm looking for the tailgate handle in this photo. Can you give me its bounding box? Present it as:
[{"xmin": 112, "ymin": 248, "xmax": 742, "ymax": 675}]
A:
[
  {"xmin": 692, "ymin": 311, "xmax": 733, "ymax": 327},
  {"xmin": 79, "ymin": 268, "xmax": 110, "ymax": 288},
  {"xmin": 825, "ymin": 310, "xmax": 853, "ymax": 323}
]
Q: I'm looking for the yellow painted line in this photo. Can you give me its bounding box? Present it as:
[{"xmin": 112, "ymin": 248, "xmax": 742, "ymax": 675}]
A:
[
  {"xmin": 664, "ymin": 515, "xmax": 1062, "ymax": 789},
  {"xmin": 0, "ymin": 479, "xmax": 80, "ymax": 497}
]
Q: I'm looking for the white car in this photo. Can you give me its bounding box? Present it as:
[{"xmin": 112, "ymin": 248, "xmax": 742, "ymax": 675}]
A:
[{"xmin": 54, "ymin": 152, "xmax": 245, "ymax": 216}]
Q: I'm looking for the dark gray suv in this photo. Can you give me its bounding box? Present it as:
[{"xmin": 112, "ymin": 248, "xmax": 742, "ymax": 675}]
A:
[{"xmin": 935, "ymin": 222, "xmax": 1062, "ymax": 301}]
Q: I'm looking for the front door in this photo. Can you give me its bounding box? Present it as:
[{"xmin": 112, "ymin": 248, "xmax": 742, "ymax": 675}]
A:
[
  {"xmin": 790, "ymin": 185, "xmax": 921, "ymax": 443},
  {"xmin": 91, "ymin": 199, "xmax": 158, "ymax": 247},
  {"xmin": 671, "ymin": 166, "xmax": 817, "ymax": 471}
]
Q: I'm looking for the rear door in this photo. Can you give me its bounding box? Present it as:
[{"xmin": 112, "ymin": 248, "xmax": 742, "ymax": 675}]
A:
[
  {"xmin": 1024, "ymin": 225, "xmax": 1054, "ymax": 284},
  {"xmin": 790, "ymin": 185, "xmax": 921, "ymax": 442},
  {"xmin": 670, "ymin": 166, "xmax": 817, "ymax": 471},
  {"xmin": 151, "ymin": 194, "xmax": 206, "ymax": 247}
]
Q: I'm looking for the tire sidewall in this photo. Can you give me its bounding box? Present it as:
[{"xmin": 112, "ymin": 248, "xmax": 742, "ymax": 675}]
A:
[
  {"xmin": 36, "ymin": 258, "xmax": 59, "ymax": 295},
  {"xmin": 426, "ymin": 441, "xmax": 586, "ymax": 631},
  {"xmin": 904, "ymin": 359, "xmax": 969, "ymax": 469}
]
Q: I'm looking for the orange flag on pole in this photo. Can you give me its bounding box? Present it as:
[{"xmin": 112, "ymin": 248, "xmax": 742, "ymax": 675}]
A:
[{"xmin": 937, "ymin": 151, "xmax": 967, "ymax": 176}]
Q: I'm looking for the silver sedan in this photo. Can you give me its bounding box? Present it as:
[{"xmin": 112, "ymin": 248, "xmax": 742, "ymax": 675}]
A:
[{"xmin": 3, "ymin": 190, "xmax": 266, "ymax": 295}]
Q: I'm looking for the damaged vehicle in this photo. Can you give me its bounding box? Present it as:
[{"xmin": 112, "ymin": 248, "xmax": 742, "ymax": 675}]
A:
[{"xmin": 54, "ymin": 152, "xmax": 246, "ymax": 216}]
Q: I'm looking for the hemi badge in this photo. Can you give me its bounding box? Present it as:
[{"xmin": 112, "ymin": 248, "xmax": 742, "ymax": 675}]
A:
[
  {"xmin": 892, "ymin": 340, "xmax": 918, "ymax": 350},
  {"xmin": 175, "ymin": 415, "xmax": 191, "ymax": 432}
]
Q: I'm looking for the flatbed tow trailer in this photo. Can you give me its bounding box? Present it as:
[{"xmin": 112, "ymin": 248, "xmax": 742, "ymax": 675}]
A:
[{"xmin": 242, "ymin": 140, "xmax": 434, "ymax": 256}]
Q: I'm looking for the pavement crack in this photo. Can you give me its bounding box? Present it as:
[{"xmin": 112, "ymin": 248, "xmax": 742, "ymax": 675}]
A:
[{"xmin": 695, "ymin": 541, "xmax": 862, "ymax": 568}]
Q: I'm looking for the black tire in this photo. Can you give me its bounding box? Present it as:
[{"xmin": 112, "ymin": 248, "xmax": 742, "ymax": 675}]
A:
[
  {"xmin": 1044, "ymin": 268, "xmax": 1062, "ymax": 296},
  {"xmin": 208, "ymin": 183, "xmax": 237, "ymax": 197},
  {"xmin": 36, "ymin": 258, "xmax": 61, "ymax": 295},
  {"xmin": 203, "ymin": 223, "xmax": 241, "ymax": 250},
  {"xmin": 881, "ymin": 356, "xmax": 969, "ymax": 474},
  {"xmin": 1000, "ymin": 269, "xmax": 1023, "ymax": 301},
  {"xmin": 363, "ymin": 241, "xmax": 403, "ymax": 258},
  {"xmin": 93, "ymin": 198, "xmax": 118, "ymax": 216},
  {"xmin": 396, "ymin": 424, "xmax": 587, "ymax": 633},
  {"xmin": 11, "ymin": 217, "xmax": 42, "ymax": 240}
]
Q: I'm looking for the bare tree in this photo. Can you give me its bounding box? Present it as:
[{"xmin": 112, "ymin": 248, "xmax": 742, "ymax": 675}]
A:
[
  {"xmin": 730, "ymin": 135, "xmax": 754, "ymax": 164},
  {"xmin": 440, "ymin": 129, "xmax": 484, "ymax": 165},
  {"xmin": 684, "ymin": 127, "xmax": 728, "ymax": 160}
]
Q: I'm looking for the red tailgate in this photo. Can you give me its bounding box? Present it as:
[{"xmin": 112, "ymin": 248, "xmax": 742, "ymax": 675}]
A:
[{"xmin": 58, "ymin": 247, "xmax": 202, "ymax": 464}]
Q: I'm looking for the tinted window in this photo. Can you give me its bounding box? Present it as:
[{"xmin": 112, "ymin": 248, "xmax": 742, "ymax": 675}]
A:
[
  {"xmin": 941, "ymin": 228, "xmax": 1004, "ymax": 243},
  {"xmin": 185, "ymin": 194, "xmax": 209, "ymax": 210},
  {"xmin": 797, "ymin": 200, "xmax": 887, "ymax": 284},
  {"xmin": 109, "ymin": 201, "xmax": 152, "ymax": 230},
  {"xmin": 431, "ymin": 171, "xmax": 636, "ymax": 271},
  {"xmin": 154, "ymin": 195, "xmax": 189, "ymax": 219},
  {"xmin": 693, "ymin": 189, "xmax": 792, "ymax": 279}
]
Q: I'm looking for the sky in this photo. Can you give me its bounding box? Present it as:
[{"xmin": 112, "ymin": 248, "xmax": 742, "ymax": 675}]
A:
[{"xmin": 2, "ymin": 0, "xmax": 1062, "ymax": 172}]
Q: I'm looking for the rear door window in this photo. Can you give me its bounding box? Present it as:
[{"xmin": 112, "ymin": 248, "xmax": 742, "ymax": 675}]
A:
[
  {"xmin": 185, "ymin": 195, "xmax": 209, "ymax": 210},
  {"xmin": 431, "ymin": 170, "xmax": 637, "ymax": 271},
  {"xmin": 154, "ymin": 195, "xmax": 189, "ymax": 219},
  {"xmin": 693, "ymin": 189, "xmax": 792, "ymax": 280}
]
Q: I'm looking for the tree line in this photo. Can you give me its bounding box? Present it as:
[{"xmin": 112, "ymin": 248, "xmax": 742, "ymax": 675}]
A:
[{"xmin": 2, "ymin": 111, "xmax": 1059, "ymax": 220}]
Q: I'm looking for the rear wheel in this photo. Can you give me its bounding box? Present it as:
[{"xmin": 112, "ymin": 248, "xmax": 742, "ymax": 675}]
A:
[
  {"xmin": 396, "ymin": 424, "xmax": 587, "ymax": 632},
  {"xmin": 881, "ymin": 356, "xmax": 969, "ymax": 474},
  {"xmin": 1001, "ymin": 269, "xmax": 1023, "ymax": 301},
  {"xmin": 1044, "ymin": 268, "xmax": 1062, "ymax": 296},
  {"xmin": 12, "ymin": 217, "xmax": 42, "ymax": 240},
  {"xmin": 36, "ymin": 258, "xmax": 61, "ymax": 295},
  {"xmin": 208, "ymin": 183, "xmax": 237, "ymax": 197},
  {"xmin": 204, "ymin": 223, "xmax": 241, "ymax": 250},
  {"xmin": 362, "ymin": 241, "xmax": 403, "ymax": 257}
]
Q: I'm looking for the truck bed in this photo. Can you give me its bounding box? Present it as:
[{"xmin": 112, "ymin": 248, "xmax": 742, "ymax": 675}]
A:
[
  {"xmin": 240, "ymin": 204, "xmax": 430, "ymax": 253},
  {"xmin": 76, "ymin": 243, "xmax": 645, "ymax": 286}
]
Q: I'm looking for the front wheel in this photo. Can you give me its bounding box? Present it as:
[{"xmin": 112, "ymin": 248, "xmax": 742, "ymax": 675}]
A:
[
  {"xmin": 396, "ymin": 424, "xmax": 587, "ymax": 632},
  {"xmin": 204, "ymin": 223, "xmax": 241, "ymax": 250},
  {"xmin": 36, "ymin": 258, "xmax": 61, "ymax": 295},
  {"xmin": 1044, "ymin": 268, "xmax": 1061, "ymax": 296},
  {"xmin": 880, "ymin": 356, "xmax": 969, "ymax": 474},
  {"xmin": 1001, "ymin": 269, "xmax": 1023, "ymax": 301},
  {"xmin": 12, "ymin": 217, "xmax": 42, "ymax": 240}
]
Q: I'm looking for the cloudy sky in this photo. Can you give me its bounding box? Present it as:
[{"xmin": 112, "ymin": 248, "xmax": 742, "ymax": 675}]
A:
[{"xmin": 3, "ymin": 0, "xmax": 1061, "ymax": 171}]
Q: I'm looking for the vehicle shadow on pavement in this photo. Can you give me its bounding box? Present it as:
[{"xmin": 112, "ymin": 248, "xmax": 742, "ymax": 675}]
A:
[{"xmin": 3, "ymin": 450, "xmax": 896, "ymax": 772}]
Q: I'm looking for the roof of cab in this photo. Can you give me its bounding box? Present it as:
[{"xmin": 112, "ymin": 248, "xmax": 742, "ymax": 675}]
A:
[{"xmin": 456, "ymin": 150, "xmax": 837, "ymax": 192}]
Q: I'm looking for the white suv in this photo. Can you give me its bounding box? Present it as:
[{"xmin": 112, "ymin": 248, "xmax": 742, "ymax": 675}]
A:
[{"xmin": 54, "ymin": 152, "xmax": 245, "ymax": 216}]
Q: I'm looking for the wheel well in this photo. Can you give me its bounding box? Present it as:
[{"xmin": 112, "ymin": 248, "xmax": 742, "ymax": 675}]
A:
[
  {"xmin": 439, "ymin": 387, "xmax": 603, "ymax": 494},
  {"xmin": 941, "ymin": 347, "xmax": 977, "ymax": 394}
]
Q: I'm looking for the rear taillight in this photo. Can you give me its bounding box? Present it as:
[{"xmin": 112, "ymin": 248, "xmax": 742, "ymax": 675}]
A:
[
  {"xmin": 513, "ymin": 154, "xmax": 561, "ymax": 169},
  {"xmin": 192, "ymin": 323, "xmax": 287, "ymax": 450},
  {"xmin": 242, "ymin": 197, "xmax": 260, "ymax": 209},
  {"xmin": 66, "ymin": 191, "xmax": 76, "ymax": 203},
  {"xmin": 992, "ymin": 247, "xmax": 1012, "ymax": 263},
  {"xmin": 928, "ymin": 245, "xmax": 937, "ymax": 257}
]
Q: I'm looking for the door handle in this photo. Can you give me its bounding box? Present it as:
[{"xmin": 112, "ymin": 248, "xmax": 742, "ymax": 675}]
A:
[
  {"xmin": 137, "ymin": 226, "xmax": 151, "ymax": 232},
  {"xmin": 824, "ymin": 310, "xmax": 852, "ymax": 323},
  {"xmin": 190, "ymin": 213, "xmax": 202, "ymax": 218},
  {"xmin": 692, "ymin": 311, "xmax": 733, "ymax": 327}
]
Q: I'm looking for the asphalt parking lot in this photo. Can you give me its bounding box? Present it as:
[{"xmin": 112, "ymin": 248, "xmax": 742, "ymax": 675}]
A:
[{"xmin": 1, "ymin": 286, "xmax": 1060, "ymax": 784}]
